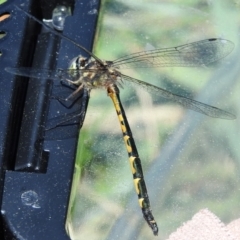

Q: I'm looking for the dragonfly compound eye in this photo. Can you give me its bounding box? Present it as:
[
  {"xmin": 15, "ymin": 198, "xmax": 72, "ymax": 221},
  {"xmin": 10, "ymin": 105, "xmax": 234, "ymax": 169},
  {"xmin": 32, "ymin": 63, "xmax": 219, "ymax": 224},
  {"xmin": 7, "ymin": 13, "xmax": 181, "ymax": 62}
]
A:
[
  {"xmin": 69, "ymin": 56, "xmax": 87, "ymax": 70},
  {"xmin": 79, "ymin": 57, "xmax": 87, "ymax": 67}
]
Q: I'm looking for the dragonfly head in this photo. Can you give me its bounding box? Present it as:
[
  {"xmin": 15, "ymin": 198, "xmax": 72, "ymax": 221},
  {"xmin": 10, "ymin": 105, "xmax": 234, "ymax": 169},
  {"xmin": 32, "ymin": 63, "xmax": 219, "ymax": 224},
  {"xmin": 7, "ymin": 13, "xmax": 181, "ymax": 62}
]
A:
[{"xmin": 69, "ymin": 55, "xmax": 89, "ymax": 70}]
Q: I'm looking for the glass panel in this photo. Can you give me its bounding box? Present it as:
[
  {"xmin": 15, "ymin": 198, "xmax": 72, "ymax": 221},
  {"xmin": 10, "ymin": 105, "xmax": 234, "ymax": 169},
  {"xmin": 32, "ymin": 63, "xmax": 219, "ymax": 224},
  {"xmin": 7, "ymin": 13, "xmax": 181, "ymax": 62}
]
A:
[{"xmin": 70, "ymin": 0, "xmax": 240, "ymax": 239}]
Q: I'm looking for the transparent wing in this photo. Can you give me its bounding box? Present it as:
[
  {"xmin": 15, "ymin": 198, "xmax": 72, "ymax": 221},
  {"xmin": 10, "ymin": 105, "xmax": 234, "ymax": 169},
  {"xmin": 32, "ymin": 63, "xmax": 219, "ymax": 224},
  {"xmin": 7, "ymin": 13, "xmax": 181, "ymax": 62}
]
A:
[
  {"xmin": 112, "ymin": 38, "xmax": 234, "ymax": 69},
  {"xmin": 121, "ymin": 74, "xmax": 235, "ymax": 120},
  {"xmin": 5, "ymin": 67, "xmax": 100, "ymax": 82},
  {"xmin": 44, "ymin": 110, "xmax": 84, "ymax": 140}
]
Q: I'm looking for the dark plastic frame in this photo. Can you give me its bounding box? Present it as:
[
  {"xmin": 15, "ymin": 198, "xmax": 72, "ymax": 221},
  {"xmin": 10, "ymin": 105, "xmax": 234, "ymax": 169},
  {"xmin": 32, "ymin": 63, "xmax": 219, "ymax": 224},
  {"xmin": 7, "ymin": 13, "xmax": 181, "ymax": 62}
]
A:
[{"xmin": 0, "ymin": 0, "xmax": 100, "ymax": 239}]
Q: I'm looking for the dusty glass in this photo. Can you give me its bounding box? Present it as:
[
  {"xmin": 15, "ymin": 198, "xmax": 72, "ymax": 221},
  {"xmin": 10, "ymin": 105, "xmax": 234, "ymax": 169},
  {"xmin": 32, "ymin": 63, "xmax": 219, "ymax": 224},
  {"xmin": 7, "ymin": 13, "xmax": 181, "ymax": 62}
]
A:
[{"xmin": 69, "ymin": 1, "xmax": 240, "ymax": 239}]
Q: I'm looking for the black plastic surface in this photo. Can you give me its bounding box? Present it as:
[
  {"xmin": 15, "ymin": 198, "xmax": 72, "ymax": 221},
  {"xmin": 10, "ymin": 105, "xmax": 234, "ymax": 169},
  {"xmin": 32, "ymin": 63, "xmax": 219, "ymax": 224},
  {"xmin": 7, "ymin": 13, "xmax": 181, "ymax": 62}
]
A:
[{"xmin": 0, "ymin": 0, "xmax": 100, "ymax": 239}]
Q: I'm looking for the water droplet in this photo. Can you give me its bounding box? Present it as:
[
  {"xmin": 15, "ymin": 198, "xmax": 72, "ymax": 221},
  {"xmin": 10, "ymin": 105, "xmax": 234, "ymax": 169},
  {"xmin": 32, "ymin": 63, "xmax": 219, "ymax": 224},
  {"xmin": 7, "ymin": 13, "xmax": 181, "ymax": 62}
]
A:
[{"xmin": 21, "ymin": 190, "xmax": 41, "ymax": 208}]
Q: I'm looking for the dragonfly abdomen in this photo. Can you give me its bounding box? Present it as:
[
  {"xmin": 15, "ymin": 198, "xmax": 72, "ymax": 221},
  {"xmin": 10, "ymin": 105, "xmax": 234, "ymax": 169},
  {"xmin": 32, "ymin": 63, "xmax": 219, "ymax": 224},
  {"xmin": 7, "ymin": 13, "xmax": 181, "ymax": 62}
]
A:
[{"xmin": 108, "ymin": 85, "xmax": 158, "ymax": 236}]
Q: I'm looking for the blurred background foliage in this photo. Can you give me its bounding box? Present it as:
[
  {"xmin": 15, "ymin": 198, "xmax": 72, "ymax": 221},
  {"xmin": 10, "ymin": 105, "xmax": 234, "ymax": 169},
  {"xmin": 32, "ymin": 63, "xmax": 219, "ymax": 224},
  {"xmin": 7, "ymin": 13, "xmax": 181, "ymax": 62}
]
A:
[{"xmin": 68, "ymin": 0, "xmax": 240, "ymax": 239}]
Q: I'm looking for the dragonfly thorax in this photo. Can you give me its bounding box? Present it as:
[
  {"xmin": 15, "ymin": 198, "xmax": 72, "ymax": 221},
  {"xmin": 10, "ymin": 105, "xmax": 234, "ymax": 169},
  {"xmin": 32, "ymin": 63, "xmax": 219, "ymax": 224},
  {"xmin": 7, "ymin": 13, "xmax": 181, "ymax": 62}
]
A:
[{"xmin": 69, "ymin": 55, "xmax": 121, "ymax": 89}]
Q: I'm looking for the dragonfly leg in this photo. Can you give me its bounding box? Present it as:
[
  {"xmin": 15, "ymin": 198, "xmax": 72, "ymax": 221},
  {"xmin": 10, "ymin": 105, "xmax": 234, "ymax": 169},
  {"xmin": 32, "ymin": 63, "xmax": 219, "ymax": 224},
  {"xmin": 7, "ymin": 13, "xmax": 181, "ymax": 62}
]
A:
[
  {"xmin": 66, "ymin": 79, "xmax": 77, "ymax": 85},
  {"xmin": 65, "ymin": 83, "xmax": 84, "ymax": 101},
  {"xmin": 107, "ymin": 84, "xmax": 158, "ymax": 236}
]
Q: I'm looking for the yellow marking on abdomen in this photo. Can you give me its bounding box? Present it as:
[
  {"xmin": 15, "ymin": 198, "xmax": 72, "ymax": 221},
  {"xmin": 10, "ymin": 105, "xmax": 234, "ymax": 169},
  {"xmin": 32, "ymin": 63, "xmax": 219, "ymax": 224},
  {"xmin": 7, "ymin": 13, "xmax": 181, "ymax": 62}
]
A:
[
  {"xmin": 120, "ymin": 123, "xmax": 126, "ymax": 133},
  {"xmin": 138, "ymin": 198, "xmax": 144, "ymax": 208},
  {"xmin": 116, "ymin": 112, "xmax": 127, "ymax": 132},
  {"xmin": 129, "ymin": 156, "xmax": 136, "ymax": 174},
  {"xmin": 123, "ymin": 135, "xmax": 132, "ymax": 153},
  {"xmin": 118, "ymin": 113, "xmax": 124, "ymax": 122},
  {"xmin": 133, "ymin": 178, "xmax": 140, "ymax": 194},
  {"xmin": 115, "ymin": 104, "xmax": 121, "ymax": 112}
]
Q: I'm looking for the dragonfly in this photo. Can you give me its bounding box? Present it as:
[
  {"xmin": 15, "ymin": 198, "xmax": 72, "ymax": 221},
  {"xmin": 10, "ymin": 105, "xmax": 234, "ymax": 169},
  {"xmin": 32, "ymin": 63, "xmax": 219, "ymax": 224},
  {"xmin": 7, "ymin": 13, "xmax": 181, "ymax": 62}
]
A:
[{"xmin": 6, "ymin": 6, "xmax": 235, "ymax": 236}]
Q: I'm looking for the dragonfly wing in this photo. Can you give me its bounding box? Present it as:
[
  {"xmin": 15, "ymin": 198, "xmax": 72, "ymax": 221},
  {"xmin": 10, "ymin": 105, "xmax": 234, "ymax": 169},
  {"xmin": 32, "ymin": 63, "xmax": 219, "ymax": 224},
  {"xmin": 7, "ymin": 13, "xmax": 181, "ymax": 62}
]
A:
[
  {"xmin": 5, "ymin": 67, "xmax": 68, "ymax": 81},
  {"xmin": 112, "ymin": 38, "xmax": 234, "ymax": 68},
  {"xmin": 5, "ymin": 67, "xmax": 98, "ymax": 82},
  {"xmin": 121, "ymin": 74, "xmax": 235, "ymax": 120},
  {"xmin": 45, "ymin": 109, "xmax": 84, "ymax": 140}
]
